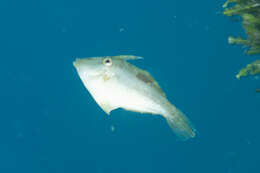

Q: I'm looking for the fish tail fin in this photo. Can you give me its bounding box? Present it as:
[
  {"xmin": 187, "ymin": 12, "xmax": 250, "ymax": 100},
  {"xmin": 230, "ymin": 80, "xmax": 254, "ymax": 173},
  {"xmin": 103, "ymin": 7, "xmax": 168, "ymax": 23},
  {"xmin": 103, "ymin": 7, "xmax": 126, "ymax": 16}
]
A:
[{"xmin": 165, "ymin": 107, "xmax": 196, "ymax": 140}]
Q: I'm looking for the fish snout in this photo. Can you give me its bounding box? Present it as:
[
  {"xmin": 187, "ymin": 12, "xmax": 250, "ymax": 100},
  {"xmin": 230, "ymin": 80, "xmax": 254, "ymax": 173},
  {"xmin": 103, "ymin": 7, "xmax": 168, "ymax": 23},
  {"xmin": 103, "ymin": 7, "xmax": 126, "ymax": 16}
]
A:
[
  {"xmin": 73, "ymin": 58, "xmax": 88, "ymax": 70},
  {"xmin": 73, "ymin": 58, "xmax": 81, "ymax": 68},
  {"xmin": 73, "ymin": 58, "xmax": 92, "ymax": 74}
]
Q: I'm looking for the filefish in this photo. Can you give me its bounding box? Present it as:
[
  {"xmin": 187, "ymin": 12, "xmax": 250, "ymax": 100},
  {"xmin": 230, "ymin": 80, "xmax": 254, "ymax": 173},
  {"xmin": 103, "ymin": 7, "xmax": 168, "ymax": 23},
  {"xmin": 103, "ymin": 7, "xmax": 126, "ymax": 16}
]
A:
[{"xmin": 73, "ymin": 55, "xmax": 196, "ymax": 140}]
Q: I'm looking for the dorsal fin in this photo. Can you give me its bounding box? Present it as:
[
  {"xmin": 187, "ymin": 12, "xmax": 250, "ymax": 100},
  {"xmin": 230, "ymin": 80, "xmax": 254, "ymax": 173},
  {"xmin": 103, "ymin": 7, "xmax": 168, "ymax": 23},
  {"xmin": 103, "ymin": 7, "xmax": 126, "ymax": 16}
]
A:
[
  {"xmin": 112, "ymin": 55, "xmax": 143, "ymax": 61},
  {"xmin": 136, "ymin": 69, "xmax": 166, "ymax": 97}
]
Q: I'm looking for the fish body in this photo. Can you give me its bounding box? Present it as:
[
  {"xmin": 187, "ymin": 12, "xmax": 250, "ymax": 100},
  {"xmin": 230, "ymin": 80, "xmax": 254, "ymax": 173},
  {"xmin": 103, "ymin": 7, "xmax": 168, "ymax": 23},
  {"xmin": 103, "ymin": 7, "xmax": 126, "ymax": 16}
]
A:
[{"xmin": 73, "ymin": 55, "xmax": 196, "ymax": 140}]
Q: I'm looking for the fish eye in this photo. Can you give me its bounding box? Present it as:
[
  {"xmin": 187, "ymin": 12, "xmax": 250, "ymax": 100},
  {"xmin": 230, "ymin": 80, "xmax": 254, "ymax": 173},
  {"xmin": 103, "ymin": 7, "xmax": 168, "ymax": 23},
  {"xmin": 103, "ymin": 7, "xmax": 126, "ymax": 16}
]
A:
[{"xmin": 103, "ymin": 58, "xmax": 112, "ymax": 66}]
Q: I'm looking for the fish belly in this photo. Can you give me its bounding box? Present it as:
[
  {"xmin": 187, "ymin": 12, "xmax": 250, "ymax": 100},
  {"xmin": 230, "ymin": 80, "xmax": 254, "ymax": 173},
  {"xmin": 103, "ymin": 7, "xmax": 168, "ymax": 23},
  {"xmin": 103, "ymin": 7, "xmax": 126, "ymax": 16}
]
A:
[{"xmin": 115, "ymin": 89, "xmax": 164, "ymax": 115}]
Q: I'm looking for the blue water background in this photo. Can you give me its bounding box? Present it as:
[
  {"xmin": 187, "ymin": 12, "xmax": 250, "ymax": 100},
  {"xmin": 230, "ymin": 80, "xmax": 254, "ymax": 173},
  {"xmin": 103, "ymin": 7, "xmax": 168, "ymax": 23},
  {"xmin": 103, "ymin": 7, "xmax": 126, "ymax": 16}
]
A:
[{"xmin": 0, "ymin": 0, "xmax": 259, "ymax": 172}]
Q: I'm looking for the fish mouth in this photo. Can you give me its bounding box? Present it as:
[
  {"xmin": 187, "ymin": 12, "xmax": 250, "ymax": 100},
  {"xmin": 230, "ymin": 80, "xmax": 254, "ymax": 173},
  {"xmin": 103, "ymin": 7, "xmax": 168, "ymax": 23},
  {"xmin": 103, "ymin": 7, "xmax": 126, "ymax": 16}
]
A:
[
  {"xmin": 73, "ymin": 58, "xmax": 94, "ymax": 78},
  {"xmin": 73, "ymin": 58, "xmax": 81, "ymax": 68}
]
